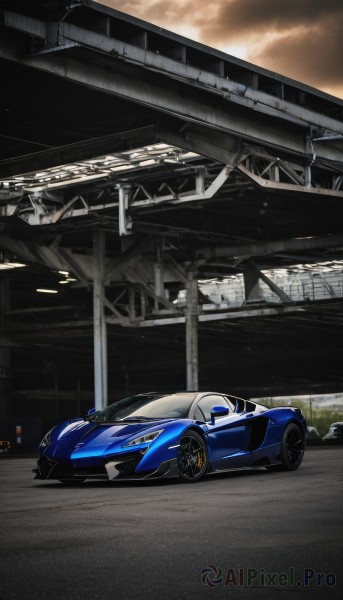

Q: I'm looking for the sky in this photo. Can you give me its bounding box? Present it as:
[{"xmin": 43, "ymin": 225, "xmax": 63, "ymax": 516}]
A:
[{"xmin": 96, "ymin": 0, "xmax": 343, "ymax": 99}]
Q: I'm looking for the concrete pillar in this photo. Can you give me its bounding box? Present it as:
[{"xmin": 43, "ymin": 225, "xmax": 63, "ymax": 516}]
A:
[
  {"xmin": 93, "ymin": 230, "xmax": 108, "ymax": 410},
  {"xmin": 0, "ymin": 279, "xmax": 10, "ymax": 425},
  {"xmin": 185, "ymin": 272, "xmax": 199, "ymax": 390},
  {"xmin": 154, "ymin": 262, "xmax": 163, "ymax": 312}
]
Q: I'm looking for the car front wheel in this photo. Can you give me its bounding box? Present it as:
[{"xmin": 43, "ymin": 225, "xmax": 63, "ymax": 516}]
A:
[{"xmin": 177, "ymin": 431, "xmax": 208, "ymax": 482}]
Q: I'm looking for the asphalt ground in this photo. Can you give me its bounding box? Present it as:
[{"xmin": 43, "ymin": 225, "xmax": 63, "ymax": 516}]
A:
[{"xmin": 0, "ymin": 447, "xmax": 342, "ymax": 600}]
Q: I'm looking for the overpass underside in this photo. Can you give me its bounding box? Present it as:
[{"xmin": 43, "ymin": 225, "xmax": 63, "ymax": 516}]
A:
[{"xmin": 0, "ymin": 0, "xmax": 343, "ymax": 418}]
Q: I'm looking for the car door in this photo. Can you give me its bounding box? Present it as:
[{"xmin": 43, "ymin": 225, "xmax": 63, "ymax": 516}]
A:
[{"xmin": 196, "ymin": 394, "xmax": 250, "ymax": 468}]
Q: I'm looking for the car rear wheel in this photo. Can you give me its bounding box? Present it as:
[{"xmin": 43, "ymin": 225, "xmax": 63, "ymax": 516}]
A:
[
  {"xmin": 177, "ymin": 431, "xmax": 208, "ymax": 482},
  {"xmin": 268, "ymin": 423, "xmax": 305, "ymax": 471}
]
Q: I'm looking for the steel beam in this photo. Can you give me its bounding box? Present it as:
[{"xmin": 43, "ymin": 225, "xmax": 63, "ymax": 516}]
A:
[
  {"xmin": 198, "ymin": 233, "xmax": 343, "ymax": 261},
  {"xmin": 238, "ymin": 164, "xmax": 343, "ymax": 198},
  {"xmin": 93, "ymin": 230, "xmax": 107, "ymax": 410},
  {"xmin": 243, "ymin": 265, "xmax": 260, "ymax": 302},
  {"xmin": 0, "ymin": 235, "xmax": 93, "ymax": 282},
  {"xmin": 1, "ymin": 30, "xmax": 342, "ymax": 164},
  {"xmin": 0, "ymin": 126, "xmax": 157, "ymax": 180},
  {"xmin": 243, "ymin": 262, "xmax": 291, "ymax": 303},
  {"xmin": 1, "ymin": 232, "xmax": 343, "ymax": 288},
  {"xmin": 158, "ymin": 123, "xmax": 242, "ymax": 166},
  {"xmin": 4, "ymin": 10, "xmax": 343, "ymax": 137},
  {"xmin": 257, "ymin": 270, "xmax": 292, "ymax": 303},
  {"xmin": 114, "ymin": 305, "xmax": 306, "ymax": 327}
]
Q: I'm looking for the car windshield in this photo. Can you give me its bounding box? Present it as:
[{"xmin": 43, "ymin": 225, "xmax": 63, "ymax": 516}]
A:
[{"xmin": 89, "ymin": 393, "xmax": 197, "ymax": 423}]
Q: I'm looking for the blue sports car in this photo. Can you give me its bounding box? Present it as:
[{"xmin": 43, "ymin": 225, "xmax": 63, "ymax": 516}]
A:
[{"xmin": 34, "ymin": 392, "xmax": 306, "ymax": 484}]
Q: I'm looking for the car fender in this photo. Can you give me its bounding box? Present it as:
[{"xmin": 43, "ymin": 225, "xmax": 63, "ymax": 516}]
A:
[{"xmin": 134, "ymin": 419, "xmax": 206, "ymax": 473}]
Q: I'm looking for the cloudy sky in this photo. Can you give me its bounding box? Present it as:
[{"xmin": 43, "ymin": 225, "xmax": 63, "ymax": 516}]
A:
[{"xmin": 97, "ymin": 0, "xmax": 343, "ymax": 99}]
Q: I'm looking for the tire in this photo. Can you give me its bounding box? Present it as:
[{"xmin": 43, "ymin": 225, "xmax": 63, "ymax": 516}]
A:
[
  {"xmin": 269, "ymin": 423, "xmax": 305, "ymax": 471},
  {"xmin": 59, "ymin": 479, "xmax": 86, "ymax": 485},
  {"xmin": 177, "ymin": 431, "xmax": 208, "ymax": 482}
]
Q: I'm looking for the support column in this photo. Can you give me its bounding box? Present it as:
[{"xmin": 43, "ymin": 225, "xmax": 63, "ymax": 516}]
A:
[
  {"xmin": 118, "ymin": 185, "xmax": 132, "ymax": 236},
  {"xmin": 93, "ymin": 230, "xmax": 108, "ymax": 410},
  {"xmin": 0, "ymin": 279, "xmax": 10, "ymax": 427},
  {"xmin": 243, "ymin": 264, "xmax": 260, "ymax": 302},
  {"xmin": 154, "ymin": 262, "xmax": 163, "ymax": 312},
  {"xmin": 185, "ymin": 271, "xmax": 199, "ymax": 390}
]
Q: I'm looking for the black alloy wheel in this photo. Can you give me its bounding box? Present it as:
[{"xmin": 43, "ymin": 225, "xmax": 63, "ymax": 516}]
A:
[
  {"xmin": 281, "ymin": 423, "xmax": 305, "ymax": 470},
  {"xmin": 177, "ymin": 431, "xmax": 208, "ymax": 482},
  {"xmin": 267, "ymin": 423, "xmax": 305, "ymax": 472}
]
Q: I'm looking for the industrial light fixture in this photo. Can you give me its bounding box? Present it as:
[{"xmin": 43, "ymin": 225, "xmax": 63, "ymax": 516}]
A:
[
  {"xmin": 0, "ymin": 251, "xmax": 26, "ymax": 270},
  {"xmin": 0, "ymin": 144, "xmax": 200, "ymax": 193},
  {"xmin": 36, "ymin": 289, "xmax": 58, "ymax": 294},
  {"xmin": 58, "ymin": 277, "xmax": 77, "ymax": 284},
  {"xmin": 57, "ymin": 270, "xmax": 77, "ymax": 285},
  {"xmin": 0, "ymin": 261, "xmax": 26, "ymax": 270}
]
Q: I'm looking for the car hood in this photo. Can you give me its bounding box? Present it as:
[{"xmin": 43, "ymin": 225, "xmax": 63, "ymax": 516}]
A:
[{"xmin": 51, "ymin": 418, "xmax": 175, "ymax": 449}]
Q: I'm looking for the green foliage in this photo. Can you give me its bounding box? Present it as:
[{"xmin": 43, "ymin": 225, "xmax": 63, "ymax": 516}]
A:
[{"xmin": 260, "ymin": 398, "xmax": 343, "ymax": 437}]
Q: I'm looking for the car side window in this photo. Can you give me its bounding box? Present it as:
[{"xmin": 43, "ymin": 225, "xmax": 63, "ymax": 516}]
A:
[
  {"xmin": 197, "ymin": 395, "xmax": 231, "ymax": 422},
  {"xmin": 194, "ymin": 405, "xmax": 205, "ymax": 422}
]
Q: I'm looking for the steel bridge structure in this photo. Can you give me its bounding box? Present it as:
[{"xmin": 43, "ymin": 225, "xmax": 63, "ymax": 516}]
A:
[{"xmin": 0, "ymin": 0, "xmax": 343, "ymax": 421}]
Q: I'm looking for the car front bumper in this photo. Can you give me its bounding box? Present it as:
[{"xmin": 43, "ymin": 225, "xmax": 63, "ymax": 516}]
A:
[{"xmin": 33, "ymin": 453, "xmax": 179, "ymax": 481}]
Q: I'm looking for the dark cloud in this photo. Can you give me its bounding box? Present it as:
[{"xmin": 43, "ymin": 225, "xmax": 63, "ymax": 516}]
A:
[
  {"xmin": 200, "ymin": 0, "xmax": 343, "ymax": 42},
  {"xmin": 97, "ymin": 1, "xmax": 343, "ymax": 97},
  {"xmin": 199, "ymin": 0, "xmax": 343, "ymax": 94},
  {"xmin": 252, "ymin": 14, "xmax": 343, "ymax": 92}
]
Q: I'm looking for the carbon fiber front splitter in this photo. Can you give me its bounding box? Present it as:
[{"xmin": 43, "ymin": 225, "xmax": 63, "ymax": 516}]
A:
[
  {"xmin": 33, "ymin": 454, "xmax": 179, "ymax": 481},
  {"xmin": 105, "ymin": 458, "xmax": 179, "ymax": 480}
]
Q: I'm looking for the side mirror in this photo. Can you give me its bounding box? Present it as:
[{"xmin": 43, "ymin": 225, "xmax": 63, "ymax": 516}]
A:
[
  {"xmin": 210, "ymin": 405, "xmax": 229, "ymax": 424},
  {"xmin": 87, "ymin": 408, "xmax": 96, "ymax": 415}
]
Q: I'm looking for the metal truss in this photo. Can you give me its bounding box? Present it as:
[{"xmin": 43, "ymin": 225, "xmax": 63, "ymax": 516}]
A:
[
  {"xmin": 6, "ymin": 158, "xmax": 341, "ymax": 232},
  {"xmin": 238, "ymin": 149, "xmax": 343, "ymax": 197},
  {"xmin": 0, "ymin": 163, "xmax": 234, "ymax": 230},
  {"xmin": 103, "ymin": 258, "xmax": 302, "ymax": 328},
  {"xmin": 1, "ymin": 7, "xmax": 343, "ymax": 234}
]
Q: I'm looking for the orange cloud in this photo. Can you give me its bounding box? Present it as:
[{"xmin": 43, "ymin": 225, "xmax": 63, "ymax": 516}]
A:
[{"xmin": 97, "ymin": 1, "xmax": 343, "ymax": 98}]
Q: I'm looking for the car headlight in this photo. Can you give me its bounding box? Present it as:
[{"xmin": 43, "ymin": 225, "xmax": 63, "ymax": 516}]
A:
[
  {"xmin": 123, "ymin": 429, "xmax": 164, "ymax": 447},
  {"xmin": 40, "ymin": 429, "xmax": 53, "ymax": 448}
]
